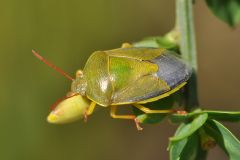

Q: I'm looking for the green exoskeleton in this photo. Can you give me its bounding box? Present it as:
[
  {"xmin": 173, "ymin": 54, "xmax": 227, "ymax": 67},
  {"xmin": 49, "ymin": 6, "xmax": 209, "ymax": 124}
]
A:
[{"xmin": 33, "ymin": 43, "xmax": 191, "ymax": 130}]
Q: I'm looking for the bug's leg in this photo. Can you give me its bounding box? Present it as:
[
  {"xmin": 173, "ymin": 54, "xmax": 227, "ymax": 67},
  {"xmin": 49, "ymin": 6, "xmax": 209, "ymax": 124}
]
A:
[
  {"xmin": 84, "ymin": 101, "xmax": 97, "ymax": 122},
  {"xmin": 121, "ymin": 42, "xmax": 133, "ymax": 48},
  {"xmin": 133, "ymin": 104, "xmax": 174, "ymax": 114},
  {"xmin": 110, "ymin": 105, "xmax": 143, "ymax": 130}
]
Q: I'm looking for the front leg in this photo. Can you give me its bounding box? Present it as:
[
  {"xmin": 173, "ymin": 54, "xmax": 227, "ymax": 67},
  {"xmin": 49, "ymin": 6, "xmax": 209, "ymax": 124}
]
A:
[
  {"xmin": 84, "ymin": 101, "xmax": 97, "ymax": 122},
  {"xmin": 110, "ymin": 106, "xmax": 143, "ymax": 130}
]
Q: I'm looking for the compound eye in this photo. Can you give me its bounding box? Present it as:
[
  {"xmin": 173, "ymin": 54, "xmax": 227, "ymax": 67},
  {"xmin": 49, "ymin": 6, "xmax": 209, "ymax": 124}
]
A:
[
  {"xmin": 76, "ymin": 70, "xmax": 84, "ymax": 78},
  {"xmin": 77, "ymin": 83, "xmax": 87, "ymax": 95}
]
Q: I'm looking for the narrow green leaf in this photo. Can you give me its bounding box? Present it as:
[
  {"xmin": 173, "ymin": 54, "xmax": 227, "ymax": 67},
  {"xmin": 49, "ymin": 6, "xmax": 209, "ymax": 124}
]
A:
[
  {"xmin": 204, "ymin": 120, "xmax": 240, "ymax": 160},
  {"xmin": 170, "ymin": 131, "xmax": 208, "ymax": 160},
  {"xmin": 170, "ymin": 113, "xmax": 208, "ymax": 141},
  {"xmin": 133, "ymin": 37, "xmax": 160, "ymax": 48},
  {"xmin": 205, "ymin": 0, "xmax": 240, "ymax": 27},
  {"xmin": 170, "ymin": 109, "xmax": 240, "ymax": 123},
  {"xmin": 179, "ymin": 129, "xmax": 209, "ymax": 160},
  {"xmin": 170, "ymin": 139, "xmax": 188, "ymax": 160},
  {"xmin": 133, "ymin": 29, "xmax": 180, "ymax": 52},
  {"xmin": 169, "ymin": 124, "xmax": 188, "ymax": 160},
  {"xmin": 179, "ymin": 133, "xmax": 200, "ymax": 160},
  {"xmin": 133, "ymin": 36, "xmax": 178, "ymax": 52},
  {"xmin": 207, "ymin": 110, "xmax": 240, "ymax": 122}
]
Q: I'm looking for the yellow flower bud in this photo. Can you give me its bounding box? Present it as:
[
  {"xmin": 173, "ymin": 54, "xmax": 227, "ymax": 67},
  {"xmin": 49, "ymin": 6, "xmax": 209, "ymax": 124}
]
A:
[{"xmin": 47, "ymin": 95, "xmax": 90, "ymax": 124}]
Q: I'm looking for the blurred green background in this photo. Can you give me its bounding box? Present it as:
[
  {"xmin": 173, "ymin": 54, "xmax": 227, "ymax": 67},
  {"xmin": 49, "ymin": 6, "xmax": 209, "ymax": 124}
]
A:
[{"xmin": 0, "ymin": 0, "xmax": 239, "ymax": 160}]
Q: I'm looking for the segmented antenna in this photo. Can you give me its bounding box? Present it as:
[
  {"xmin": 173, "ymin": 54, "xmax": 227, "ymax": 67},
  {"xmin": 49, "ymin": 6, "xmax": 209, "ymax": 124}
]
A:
[{"xmin": 32, "ymin": 50, "xmax": 74, "ymax": 81}]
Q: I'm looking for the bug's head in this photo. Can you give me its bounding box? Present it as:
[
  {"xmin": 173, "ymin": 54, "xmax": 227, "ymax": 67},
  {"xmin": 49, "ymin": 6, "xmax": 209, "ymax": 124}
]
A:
[
  {"xmin": 71, "ymin": 70, "xmax": 87, "ymax": 96},
  {"xmin": 46, "ymin": 69, "xmax": 90, "ymax": 124},
  {"xmin": 47, "ymin": 94, "xmax": 91, "ymax": 124},
  {"xmin": 32, "ymin": 50, "xmax": 91, "ymax": 124}
]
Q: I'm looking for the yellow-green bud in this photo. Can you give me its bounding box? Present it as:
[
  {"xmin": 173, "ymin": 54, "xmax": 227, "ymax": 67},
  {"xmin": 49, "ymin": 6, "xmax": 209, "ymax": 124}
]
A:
[{"xmin": 47, "ymin": 95, "xmax": 91, "ymax": 124}]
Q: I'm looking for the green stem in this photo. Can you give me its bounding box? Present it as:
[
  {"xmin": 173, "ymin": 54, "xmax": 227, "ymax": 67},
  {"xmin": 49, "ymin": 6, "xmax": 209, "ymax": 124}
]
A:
[{"xmin": 176, "ymin": 0, "xmax": 199, "ymax": 109}]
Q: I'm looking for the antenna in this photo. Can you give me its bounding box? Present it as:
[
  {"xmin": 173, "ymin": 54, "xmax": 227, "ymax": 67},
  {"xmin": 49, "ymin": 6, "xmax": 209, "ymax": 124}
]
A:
[{"xmin": 32, "ymin": 50, "xmax": 74, "ymax": 81}]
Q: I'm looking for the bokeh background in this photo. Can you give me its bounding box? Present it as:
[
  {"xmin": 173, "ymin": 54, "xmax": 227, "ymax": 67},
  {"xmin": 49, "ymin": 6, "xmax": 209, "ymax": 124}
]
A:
[{"xmin": 0, "ymin": 0, "xmax": 239, "ymax": 160}]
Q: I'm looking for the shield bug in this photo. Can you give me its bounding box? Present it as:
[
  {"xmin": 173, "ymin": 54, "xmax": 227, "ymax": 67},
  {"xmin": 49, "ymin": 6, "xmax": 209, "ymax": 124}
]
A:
[{"xmin": 33, "ymin": 43, "xmax": 191, "ymax": 130}]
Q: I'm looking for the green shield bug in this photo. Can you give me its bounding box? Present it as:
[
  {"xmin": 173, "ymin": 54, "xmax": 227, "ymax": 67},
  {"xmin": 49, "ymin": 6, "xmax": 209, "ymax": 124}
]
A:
[{"xmin": 33, "ymin": 43, "xmax": 191, "ymax": 130}]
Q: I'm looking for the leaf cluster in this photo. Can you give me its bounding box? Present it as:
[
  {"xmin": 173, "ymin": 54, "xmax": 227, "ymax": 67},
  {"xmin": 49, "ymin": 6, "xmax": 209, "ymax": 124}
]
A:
[
  {"xmin": 132, "ymin": 1, "xmax": 240, "ymax": 159},
  {"xmin": 169, "ymin": 110, "xmax": 240, "ymax": 160},
  {"xmin": 206, "ymin": 0, "xmax": 240, "ymax": 27}
]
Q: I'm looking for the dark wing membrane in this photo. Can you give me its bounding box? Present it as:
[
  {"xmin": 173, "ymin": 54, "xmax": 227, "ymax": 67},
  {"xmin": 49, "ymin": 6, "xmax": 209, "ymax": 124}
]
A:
[
  {"xmin": 107, "ymin": 47, "xmax": 171, "ymax": 104},
  {"xmin": 112, "ymin": 50, "xmax": 192, "ymax": 104},
  {"xmin": 151, "ymin": 51, "xmax": 192, "ymax": 89}
]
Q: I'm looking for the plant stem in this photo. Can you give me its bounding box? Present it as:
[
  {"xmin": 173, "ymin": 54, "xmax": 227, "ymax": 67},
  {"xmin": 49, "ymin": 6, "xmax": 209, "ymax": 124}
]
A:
[{"xmin": 176, "ymin": 0, "xmax": 199, "ymax": 110}]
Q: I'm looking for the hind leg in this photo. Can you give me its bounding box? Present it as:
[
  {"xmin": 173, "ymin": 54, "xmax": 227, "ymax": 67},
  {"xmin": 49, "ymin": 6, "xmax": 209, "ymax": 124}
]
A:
[
  {"xmin": 132, "ymin": 104, "xmax": 174, "ymax": 114},
  {"xmin": 84, "ymin": 101, "xmax": 97, "ymax": 122},
  {"xmin": 110, "ymin": 105, "xmax": 143, "ymax": 130}
]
